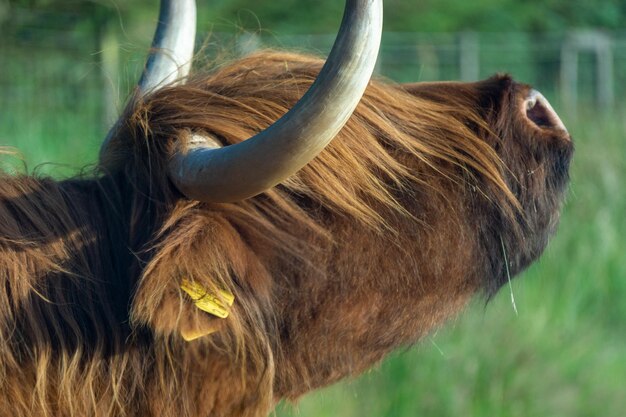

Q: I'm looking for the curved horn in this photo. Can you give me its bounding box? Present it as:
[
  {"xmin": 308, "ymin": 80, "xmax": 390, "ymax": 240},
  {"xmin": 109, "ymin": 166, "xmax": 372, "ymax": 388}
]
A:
[
  {"xmin": 99, "ymin": 0, "xmax": 196, "ymax": 164},
  {"xmin": 138, "ymin": 0, "xmax": 196, "ymax": 94},
  {"xmin": 169, "ymin": 0, "xmax": 383, "ymax": 203}
]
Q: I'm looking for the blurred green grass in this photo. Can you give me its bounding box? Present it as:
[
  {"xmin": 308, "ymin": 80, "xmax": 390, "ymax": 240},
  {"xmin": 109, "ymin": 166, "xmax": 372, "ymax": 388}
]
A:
[
  {"xmin": 0, "ymin": 47, "xmax": 102, "ymax": 176},
  {"xmin": 1, "ymin": 49, "xmax": 624, "ymax": 417}
]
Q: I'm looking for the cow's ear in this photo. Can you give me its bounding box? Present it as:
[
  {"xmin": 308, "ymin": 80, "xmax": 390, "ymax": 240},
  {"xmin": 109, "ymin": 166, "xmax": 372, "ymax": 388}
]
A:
[{"xmin": 129, "ymin": 211, "xmax": 270, "ymax": 344}]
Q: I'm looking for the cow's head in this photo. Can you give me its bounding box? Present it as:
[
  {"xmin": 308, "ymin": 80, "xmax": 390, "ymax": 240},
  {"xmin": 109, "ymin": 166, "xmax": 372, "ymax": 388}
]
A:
[
  {"xmin": 404, "ymin": 76, "xmax": 573, "ymax": 293},
  {"xmin": 95, "ymin": 0, "xmax": 574, "ymax": 349}
]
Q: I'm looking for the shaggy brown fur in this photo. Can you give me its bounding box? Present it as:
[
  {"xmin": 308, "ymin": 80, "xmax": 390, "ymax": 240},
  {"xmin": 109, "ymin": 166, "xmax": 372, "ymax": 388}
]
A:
[{"xmin": 0, "ymin": 51, "xmax": 572, "ymax": 416}]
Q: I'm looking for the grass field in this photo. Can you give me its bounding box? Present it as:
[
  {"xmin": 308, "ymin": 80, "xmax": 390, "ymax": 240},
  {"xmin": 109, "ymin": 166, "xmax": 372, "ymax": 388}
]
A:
[{"xmin": 1, "ymin": 56, "xmax": 624, "ymax": 416}]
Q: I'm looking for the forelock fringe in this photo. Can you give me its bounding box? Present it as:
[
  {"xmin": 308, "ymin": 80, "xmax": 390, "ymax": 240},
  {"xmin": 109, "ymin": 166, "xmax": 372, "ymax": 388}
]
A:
[{"xmin": 127, "ymin": 50, "xmax": 518, "ymax": 227}]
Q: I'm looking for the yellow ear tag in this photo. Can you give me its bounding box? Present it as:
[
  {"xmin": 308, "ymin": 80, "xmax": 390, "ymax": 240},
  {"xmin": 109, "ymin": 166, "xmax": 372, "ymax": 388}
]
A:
[
  {"xmin": 180, "ymin": 322, "xmax": 220, "ymax": 342},
  {"xmin": 180, "ymin": 279, "xmax": 235, "ymax": 319}
]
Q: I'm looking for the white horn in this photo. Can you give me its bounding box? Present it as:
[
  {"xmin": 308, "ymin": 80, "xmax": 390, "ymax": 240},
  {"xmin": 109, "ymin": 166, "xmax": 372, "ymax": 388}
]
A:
[
  {"xmin": 100, "ymin": 0, "xmax": 197, "ymax": 166},
  {"xmin": 169, "ymin": 0, "xmax": 383, "ymax": 203}
]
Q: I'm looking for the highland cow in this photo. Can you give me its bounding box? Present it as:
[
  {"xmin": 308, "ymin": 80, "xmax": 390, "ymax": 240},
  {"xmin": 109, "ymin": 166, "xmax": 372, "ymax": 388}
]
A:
[{"xmin": 0, "ymin": 0, "xmax": 572, "ymax": 416}]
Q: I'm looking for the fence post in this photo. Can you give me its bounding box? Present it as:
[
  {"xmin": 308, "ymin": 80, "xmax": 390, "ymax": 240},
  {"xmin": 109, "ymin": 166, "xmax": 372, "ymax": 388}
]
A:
[
  {"xmin": 100, "ymin": 20, "xmax": 119, "ymax": 131},
  {"xmin": 459, "ymin": 31, "xmax": 479, "ymax": 81},
  {"xmin": 560, "ymin": 40, "xmax": 578, "ymax": 111},
  {"xmin": 560, "ymin": 30, "xmax": 614, "ymax": 111},
  {"xmin": 416, "ymin": 42, "xmax": 439, "ymax": 81},
  {"xmin": 596, "ymin": 38, "xmax": 614, "ymax": 108}
]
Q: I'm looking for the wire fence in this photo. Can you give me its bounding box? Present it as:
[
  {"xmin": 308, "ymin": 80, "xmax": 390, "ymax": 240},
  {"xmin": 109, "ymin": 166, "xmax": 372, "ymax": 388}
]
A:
[
  {"xmin": 1, "ymin": 26, "xmax": 624, "ymax": 163},
  {"xmin": 249, "ymin": 30, "xmax": 626, "ymax": 109}
]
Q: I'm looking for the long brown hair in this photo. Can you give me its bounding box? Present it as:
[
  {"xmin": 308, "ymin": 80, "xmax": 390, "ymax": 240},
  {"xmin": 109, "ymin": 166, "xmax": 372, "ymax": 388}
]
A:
[{"xmin": 1, "ymin": 51, "xmax": 545, "ymax": 416}]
